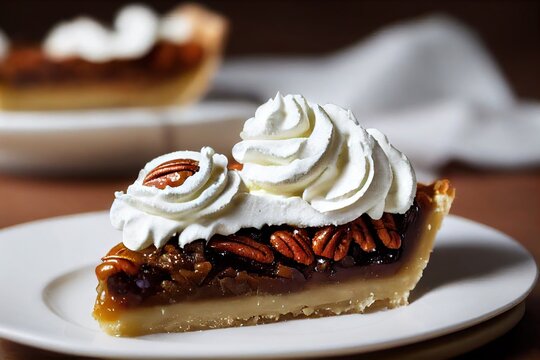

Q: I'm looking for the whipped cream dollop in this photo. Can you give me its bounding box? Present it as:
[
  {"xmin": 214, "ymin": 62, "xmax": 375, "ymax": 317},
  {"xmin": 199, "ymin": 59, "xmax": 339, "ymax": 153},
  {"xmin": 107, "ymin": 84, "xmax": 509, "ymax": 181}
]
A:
[
  {"xmin": 44, "ymin": 4, "xmax": 192, "ymax": 62},
  {"xmin": 160, "ymin": 11, "xmax": 193, "ymax": 44},
  {"xmin": 112, "ymin": 94, "xmax": 416, "ymax": 250},
  {"xmin": 111, "ymin": 147, "xmax": 241, "ymax": 250},
  {"xmin": 0, "ymin": 29, "xmax": 8, "ymax": 61},
  {"xmin": 232, "ymin": 93, "xmax": 416, "ymax": 219}
]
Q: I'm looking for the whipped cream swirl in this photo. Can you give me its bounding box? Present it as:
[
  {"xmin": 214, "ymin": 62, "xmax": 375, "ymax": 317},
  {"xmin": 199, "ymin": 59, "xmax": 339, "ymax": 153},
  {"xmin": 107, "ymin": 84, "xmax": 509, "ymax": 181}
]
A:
[
  {"xmin": 233, "ymin": 93, "xmax": 416, "ymax": 219},
  {"xmin": 111, "ymin": 94, "xmax": 416, "ymax": 250},
  {"xmin": 44, "ymin": 4, "xmax": 192, "ymax": 62},
  {"xmin": 111, "ymin": 147, "xmax": 241, "ymax": 250}
]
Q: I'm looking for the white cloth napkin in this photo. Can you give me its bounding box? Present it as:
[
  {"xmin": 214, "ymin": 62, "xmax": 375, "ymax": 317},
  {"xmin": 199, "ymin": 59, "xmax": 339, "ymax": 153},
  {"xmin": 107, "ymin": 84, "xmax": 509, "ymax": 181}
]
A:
[{"xmin": 214, "ymin": 16, "xmax": 540, "ymax": 181}]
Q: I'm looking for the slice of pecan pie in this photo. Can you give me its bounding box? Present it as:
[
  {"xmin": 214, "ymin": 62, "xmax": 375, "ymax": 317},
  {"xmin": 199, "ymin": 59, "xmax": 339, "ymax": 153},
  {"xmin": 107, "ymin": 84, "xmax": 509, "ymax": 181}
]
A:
[
  {"xmin": 0, "ymin": 4, "xmax": 226, "ymax": 110},
  {"xmin": 93, "ymin": 94, "xmax": 455, "ymax": 336}
]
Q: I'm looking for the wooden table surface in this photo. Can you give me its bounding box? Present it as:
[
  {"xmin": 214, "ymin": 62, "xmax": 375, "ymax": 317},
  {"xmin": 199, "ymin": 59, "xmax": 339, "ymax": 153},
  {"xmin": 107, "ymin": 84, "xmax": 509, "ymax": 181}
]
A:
[{"xmin": 0, "ymin": 166, "xmax": 538, "ymax": 359}]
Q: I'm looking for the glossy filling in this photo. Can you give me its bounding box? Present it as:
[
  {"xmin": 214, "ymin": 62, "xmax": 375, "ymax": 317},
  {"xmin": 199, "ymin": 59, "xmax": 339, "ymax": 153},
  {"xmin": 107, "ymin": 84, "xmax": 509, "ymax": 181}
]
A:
[{"xmin": 94, "ymin": 200, "xmax": 424, "ymax": 323}]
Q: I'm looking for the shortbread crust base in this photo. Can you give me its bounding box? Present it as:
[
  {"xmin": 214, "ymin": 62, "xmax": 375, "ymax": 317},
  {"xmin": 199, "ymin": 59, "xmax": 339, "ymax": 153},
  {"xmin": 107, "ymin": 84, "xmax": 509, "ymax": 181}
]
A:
[{"xmin": 97, "ymin": 182, "xmax": 454, "ymax": 336}]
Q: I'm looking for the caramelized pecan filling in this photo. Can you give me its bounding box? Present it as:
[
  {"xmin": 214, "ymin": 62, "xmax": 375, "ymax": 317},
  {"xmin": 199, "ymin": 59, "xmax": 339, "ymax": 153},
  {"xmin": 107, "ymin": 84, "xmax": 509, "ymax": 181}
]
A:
[
  {"xmin": 0, "ymin": 41, "xmax": 204, "ymax": 87},
  {"xmin": 95, "ymin": 202, "xmax": 420, "ymax": 318}
]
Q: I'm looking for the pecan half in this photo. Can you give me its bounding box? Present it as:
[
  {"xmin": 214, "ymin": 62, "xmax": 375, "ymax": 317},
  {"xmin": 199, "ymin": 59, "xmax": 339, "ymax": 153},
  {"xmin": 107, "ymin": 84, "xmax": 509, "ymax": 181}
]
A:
[
  {"xmin": 350, "ymin": 218, "xmax": 376, "ymax": 252},
  {"xmin": 96, "ymin": 243, "xmax": 144, "ymax": 281},
  {"xmin": 208, "ymin": 234, "xmax": 274, "ymax": 264},
  {"xmin": 102, "ymin": 242, "xmax": 145, "ymax": 264},
  {"xmin": 143, "ymin": 158, "xmax": 199, "ymax": 189},
  {"xmin": 371, "ymin": 214, "xmax": 401, "ymax": 249},
  {"xmin": 95, "ymin": 258, "xmax": 139, "ymax": 281},
  {"xmin": 270, "ymin": 229, "xmax": 314, "ymax": 265},
  {"xmin": 312, "ymin": 226, "xmax": 352, "ymax": 261}
]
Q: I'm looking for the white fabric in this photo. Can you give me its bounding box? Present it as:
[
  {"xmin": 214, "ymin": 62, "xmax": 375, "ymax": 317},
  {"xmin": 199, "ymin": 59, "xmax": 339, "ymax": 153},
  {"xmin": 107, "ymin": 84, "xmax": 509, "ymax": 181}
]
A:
[{"xmin": 214, "ymin": 16, "xmax": 540, "ymax": 181}]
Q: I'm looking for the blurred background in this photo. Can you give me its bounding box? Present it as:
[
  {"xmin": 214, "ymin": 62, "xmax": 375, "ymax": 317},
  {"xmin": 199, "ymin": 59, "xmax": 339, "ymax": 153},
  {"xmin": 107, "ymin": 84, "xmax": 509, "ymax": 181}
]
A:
[
  {"xmin": 0, "ymin": 1, "xmax": 539, "ymax": 359},
  {"xmin": 0, "ymin": 0, "xmax": 539, "ymax": 99}
]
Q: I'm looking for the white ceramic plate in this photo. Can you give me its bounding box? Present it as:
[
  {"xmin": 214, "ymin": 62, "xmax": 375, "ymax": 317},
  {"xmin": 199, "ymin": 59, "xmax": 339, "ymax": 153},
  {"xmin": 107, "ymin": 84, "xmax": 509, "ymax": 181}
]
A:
[
  {"xmin": 0, "ymin": 213, "xmax": 536, "ymax": 359},
  {"xmin": 0, "ymin": 101, "xmax": 256, "ymax": 175}
]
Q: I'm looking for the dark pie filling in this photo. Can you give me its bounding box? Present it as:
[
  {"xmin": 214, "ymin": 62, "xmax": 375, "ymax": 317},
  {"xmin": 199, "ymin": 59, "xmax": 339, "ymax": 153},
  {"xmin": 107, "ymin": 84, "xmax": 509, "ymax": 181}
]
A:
[
  {"xmin": 94, "ymin": 200, "xmax": 424, "ymax": 320},
  {"xmin": 0, "ymin": 41, "xmax": 204, "ymax": 87}
]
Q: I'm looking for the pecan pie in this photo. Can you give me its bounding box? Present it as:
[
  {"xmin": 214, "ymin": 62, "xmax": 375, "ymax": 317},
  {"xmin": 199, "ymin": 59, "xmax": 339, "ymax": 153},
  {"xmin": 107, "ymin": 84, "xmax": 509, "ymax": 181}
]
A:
[
  {"xmin": 0, "ymin": 4, "xmax": 226, "ymax": 110},
  {"xmin": 93, "ymin": 94, "xmax": 455, "ymax": 336}
]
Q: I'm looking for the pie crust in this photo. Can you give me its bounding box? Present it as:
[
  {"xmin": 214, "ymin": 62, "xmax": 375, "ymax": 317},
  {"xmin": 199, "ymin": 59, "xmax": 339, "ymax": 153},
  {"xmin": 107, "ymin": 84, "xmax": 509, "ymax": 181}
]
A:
[
  {"xmin": 94, "ymin": 180, "xmax": 454, "ymax": 336},
  {"xmin": 0, "ymin": 5, "xmax": 227, "ymax": 110}
]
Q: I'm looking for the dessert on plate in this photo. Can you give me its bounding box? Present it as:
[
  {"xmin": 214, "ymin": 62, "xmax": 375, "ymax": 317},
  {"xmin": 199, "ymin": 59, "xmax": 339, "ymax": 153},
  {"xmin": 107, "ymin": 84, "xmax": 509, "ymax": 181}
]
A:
[
  {"xmin": 0, "ymin": 3, "xmax": 226, "ymax": 110},
  {"xmin": 93, "ymin": 93, "xmax": 455, "ymax": 336}
]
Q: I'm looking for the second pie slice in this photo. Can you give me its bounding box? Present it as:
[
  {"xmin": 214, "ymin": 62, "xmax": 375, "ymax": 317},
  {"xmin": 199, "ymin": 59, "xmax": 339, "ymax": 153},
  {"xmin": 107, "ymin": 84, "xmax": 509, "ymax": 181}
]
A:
[{"xmin": 0, "ymin": 4, "xmax": 226, "ymax": 110}]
